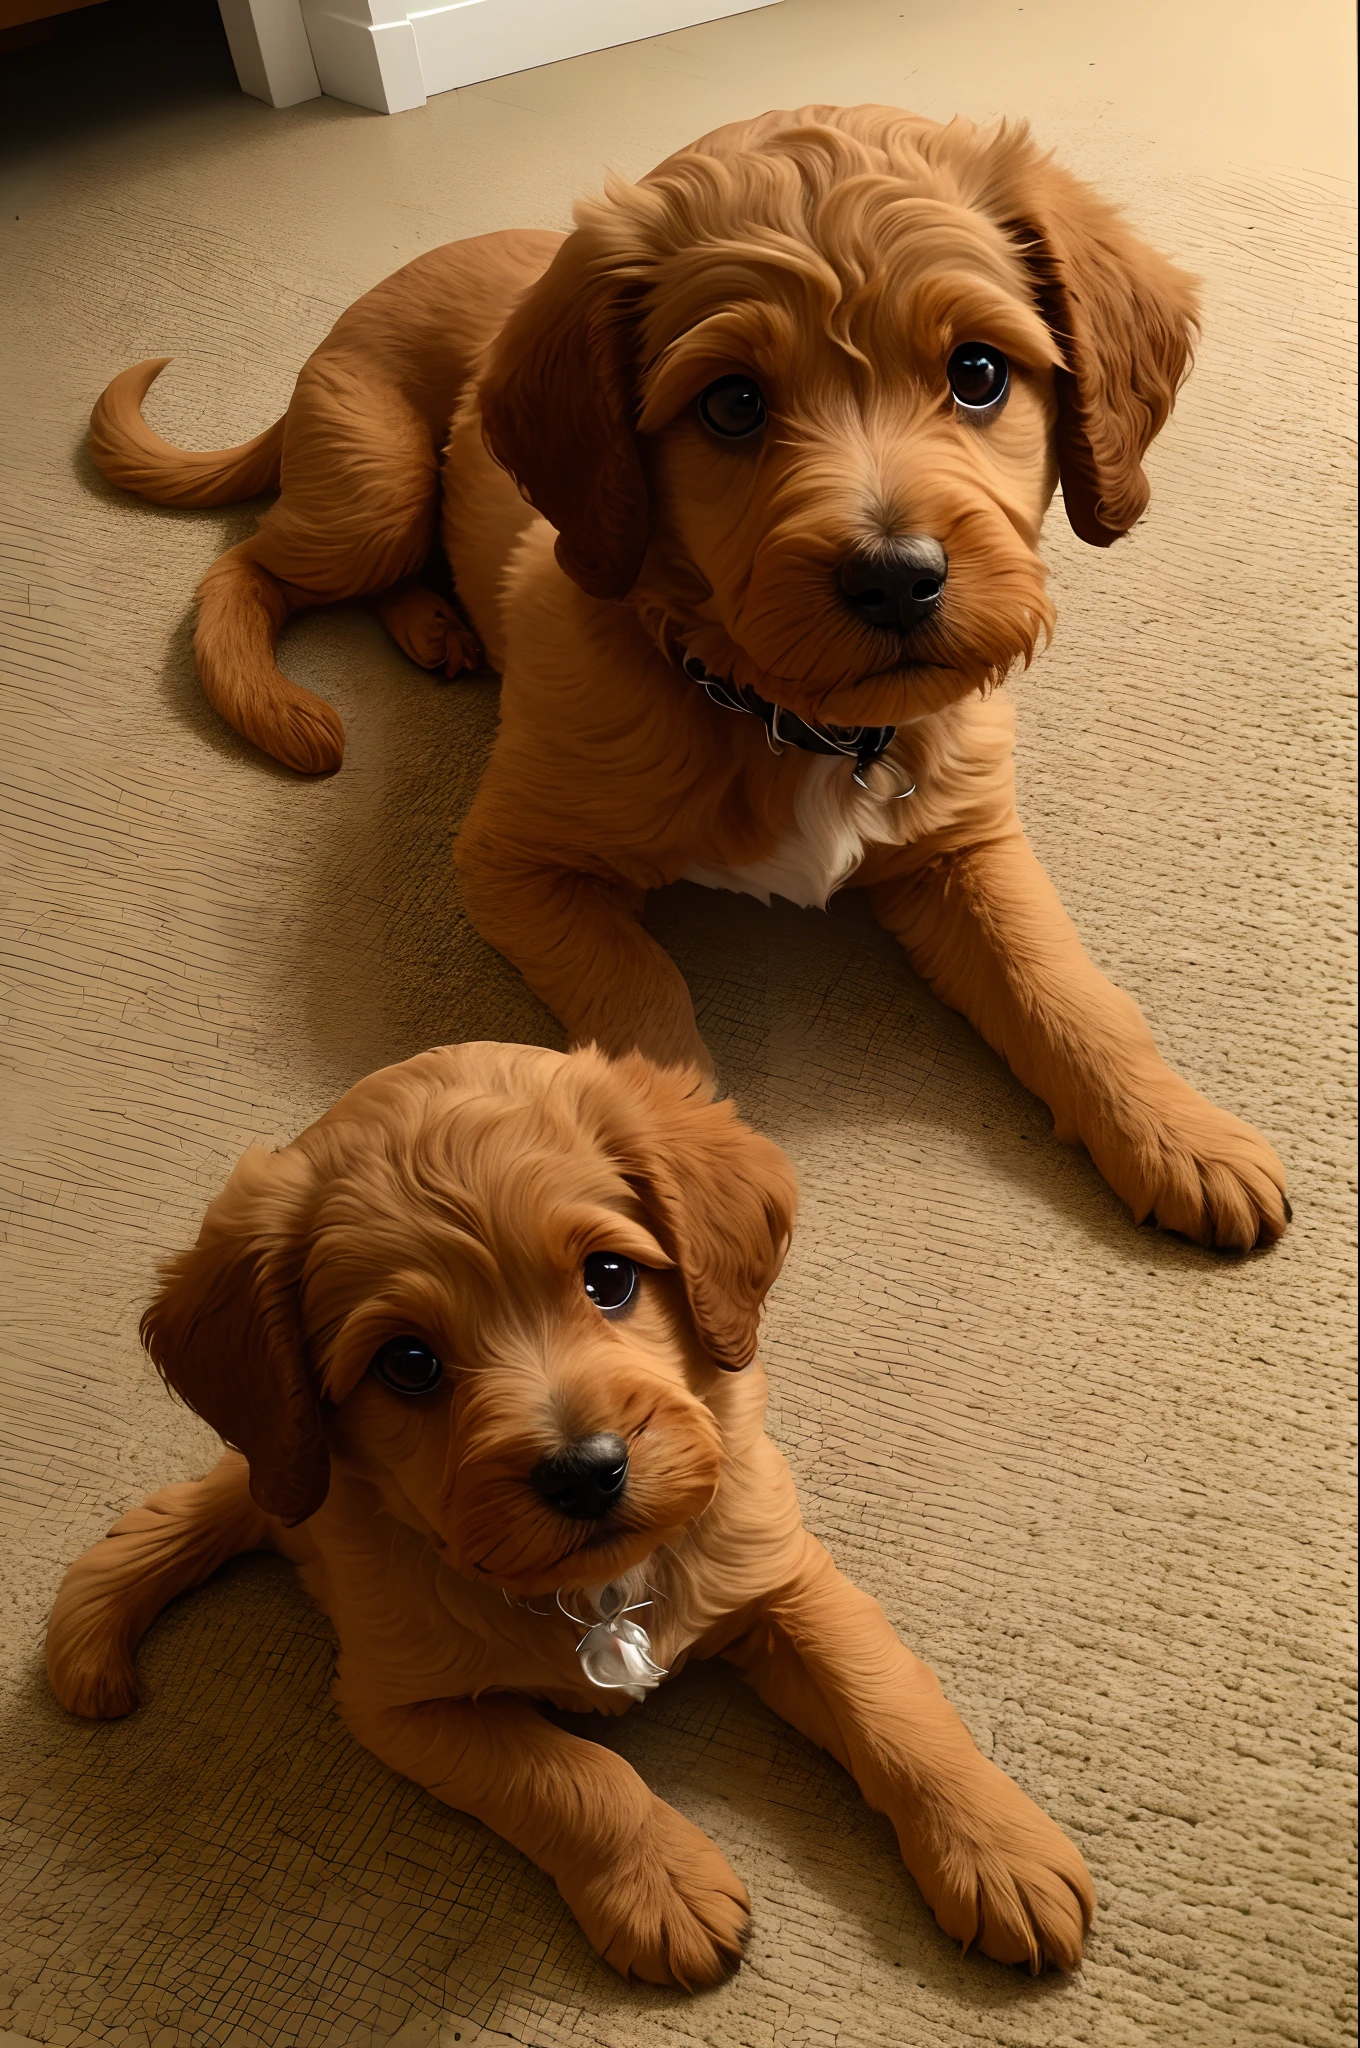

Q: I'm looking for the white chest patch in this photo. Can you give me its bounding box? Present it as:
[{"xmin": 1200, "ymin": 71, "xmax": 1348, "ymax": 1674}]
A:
[{"xmin": 681, "ymin": 754, "xmax": 903, "ymax": 909}]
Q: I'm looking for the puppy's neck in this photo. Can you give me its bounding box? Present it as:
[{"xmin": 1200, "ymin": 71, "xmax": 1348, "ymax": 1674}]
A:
[{"xmin": 576, "ymin": 1558, "xmax": 655, "ymax": 1620}]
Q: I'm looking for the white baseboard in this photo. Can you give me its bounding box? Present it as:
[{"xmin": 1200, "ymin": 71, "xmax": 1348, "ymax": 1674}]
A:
[
  {"xmin": 223, "ymin": 0, "xmax": 780, "ymax": 115},
  {"xmin": 411, "ymin": 0, "xmax": 777, "ymax": 98},
  {"xmin": 300, "ymin": 3, "xmax": 427, "ymax": 112}
]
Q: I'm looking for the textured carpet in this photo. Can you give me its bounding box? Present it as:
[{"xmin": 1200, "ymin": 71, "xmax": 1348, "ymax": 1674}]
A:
[{"xmin": 0, "ymin": 2, "xmax": 1355, "ymax": 2044}]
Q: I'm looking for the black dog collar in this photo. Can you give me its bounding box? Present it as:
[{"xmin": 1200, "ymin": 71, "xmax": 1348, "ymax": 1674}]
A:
[{"xmin": 681, "ymin": 652, "xmax": 912, "ymax": 796}]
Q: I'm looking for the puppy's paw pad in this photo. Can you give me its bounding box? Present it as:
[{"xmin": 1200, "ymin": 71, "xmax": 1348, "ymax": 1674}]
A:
[{"xmin": 572, "ymin": 1798, "xmax": 749, "ymax": 1990}]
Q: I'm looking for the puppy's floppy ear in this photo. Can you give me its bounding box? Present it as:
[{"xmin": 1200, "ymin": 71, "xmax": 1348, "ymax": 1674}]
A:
[
  {"xmin": 140, "ymin": 1145, "xmax": 327, "ymax": 1525},
  {"xmin": 1000, "ymin": 151, "xmax": 1200, "ymax": 545},
  {"xmin": 478, "ymin": 228, "xmax": 649, "ymax": 601},
  {"xmin": 603, "ymin": 1055, "xmax": 798, "ymax": 1371}
]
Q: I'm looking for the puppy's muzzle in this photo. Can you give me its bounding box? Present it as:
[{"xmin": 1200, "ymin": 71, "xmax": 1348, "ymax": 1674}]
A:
[
  {"xmin": 531, "ymin": 1432, "xmax": 630, "ymax": 1520},
  {"xmin": 838, "ymin": 536, "xmax": 948, "ymax": 630}
]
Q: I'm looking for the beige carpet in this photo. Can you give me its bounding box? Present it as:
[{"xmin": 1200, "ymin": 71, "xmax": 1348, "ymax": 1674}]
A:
[{"xmin": 1, "ymin": 1, "xmax": 1355, "ymax": 2043}]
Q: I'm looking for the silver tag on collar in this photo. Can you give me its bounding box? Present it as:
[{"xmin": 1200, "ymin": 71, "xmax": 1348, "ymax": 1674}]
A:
[{"xmin": 569, "ymin": 1580, "xmax": 667, "ymax": 1701}]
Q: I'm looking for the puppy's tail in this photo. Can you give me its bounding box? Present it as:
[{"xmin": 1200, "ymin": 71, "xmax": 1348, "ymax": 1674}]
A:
[
  {"xmin": 90, "ymin": 358, "xmax": 285, "ymax": 507},
  {"xmin": 46, "ymin": 1450, "xmax": 273, "ymax": 1719}
]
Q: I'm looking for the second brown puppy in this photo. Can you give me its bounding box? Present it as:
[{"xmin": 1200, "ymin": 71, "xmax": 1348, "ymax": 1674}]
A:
[{"xmin": 46, "ymin": 1043, "xmax": 1093, "ymax": 1988}]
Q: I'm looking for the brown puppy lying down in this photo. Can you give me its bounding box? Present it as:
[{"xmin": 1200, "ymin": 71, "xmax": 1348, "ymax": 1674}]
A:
[
  {"xmin": 89, "ymin": 104, "xmax": 1286, "ymax": 1252},
  {"xmin": 47, "ymin": 1043, "xmax": 1092, "ymax": 1987}
]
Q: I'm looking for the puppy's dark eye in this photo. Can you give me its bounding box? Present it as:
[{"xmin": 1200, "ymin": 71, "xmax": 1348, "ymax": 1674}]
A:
[
  {"xmin": 697, "ymin": 374, "xmax": 767, "ymax": 440},
  {"xmin": 582, "ymin": 1253, "xmax": 638, "ymax": 1313},
  {"xmin": 371, "ymin": 1336, "xmax": 443, "ymax": 1396},
  {"xmin": 947, "ymin": 343, "xmax": 1009, "ymax": 413}
]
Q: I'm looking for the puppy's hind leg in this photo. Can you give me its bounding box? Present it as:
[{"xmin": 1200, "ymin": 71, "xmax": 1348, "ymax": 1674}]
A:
[
  {"xmin": 46, "ymin": 1451, "xmax": 272, "ymax": 1720},
  {"xmin": 194, "ymin": 548, "xmax": 344, "ymax": 774},
  {"xmin": 194, "ymin": 363, "xmax": 441, "ymax": 774}
]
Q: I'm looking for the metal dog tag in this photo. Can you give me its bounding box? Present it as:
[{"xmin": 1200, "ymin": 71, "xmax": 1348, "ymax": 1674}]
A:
[{"xmin": 573, "ymin": 1581, "xmax": 667, "ymax": 1701}]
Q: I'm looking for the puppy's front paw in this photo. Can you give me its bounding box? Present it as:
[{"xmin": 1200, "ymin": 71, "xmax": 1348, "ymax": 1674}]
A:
[
  {"xmin": 563, "ymin": 1796, "xmax": 749, "ymax": 1990},
  {"xmin": 1089, "ymin": 1079, "xmax": 1288, "ymax": 1251},
  {"xmin": 900, "ymin": 1760, "xmax": 1094, "ymax": 1973}
]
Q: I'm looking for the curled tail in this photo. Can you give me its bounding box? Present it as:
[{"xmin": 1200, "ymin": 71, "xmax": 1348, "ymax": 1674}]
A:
[
  {"xmin": 90, "ymin": 358, "xmax": 284, "ymax": 507},
  {"xmin": 46, "ymin": 1451, "xmax": 272, "ymax": 1719}
]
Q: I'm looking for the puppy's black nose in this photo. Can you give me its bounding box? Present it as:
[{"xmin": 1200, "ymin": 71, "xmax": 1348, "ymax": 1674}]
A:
[
  {"xmin": 838, "ymin": 537, "xmax": 948, "ymax": 629},
  {"xmin": 531, "ymin": 1433, "xmax": 630, "ymax": 1521}
]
